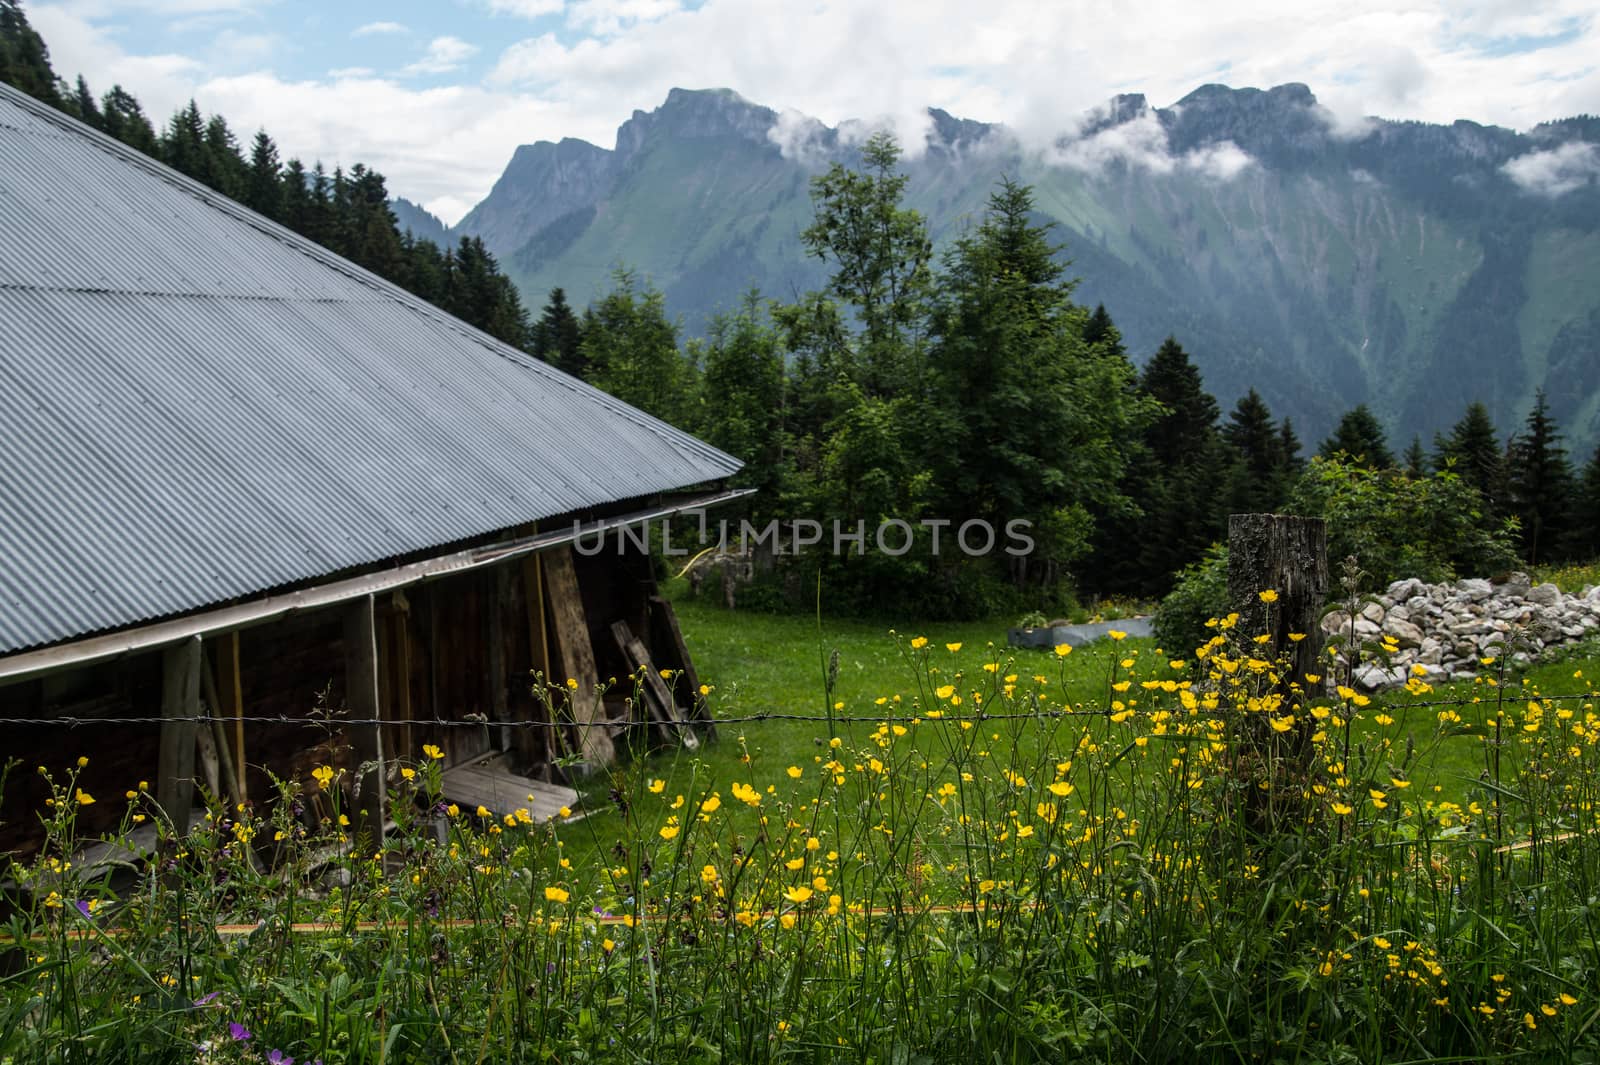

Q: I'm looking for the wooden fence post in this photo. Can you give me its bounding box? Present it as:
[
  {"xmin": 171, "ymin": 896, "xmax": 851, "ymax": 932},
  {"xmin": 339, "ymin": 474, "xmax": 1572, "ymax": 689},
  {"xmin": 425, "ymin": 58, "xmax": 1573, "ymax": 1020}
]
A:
[
  {"xmin": 1228, "ymin": 514, "xmax": 1329, "ymax": 792},
  {"xmin": 1228, "ymin": 514, "xmax": 1329, "ymax": 691},
  {"xmin": 345, "ymin": 595, "xmax": 387, "ymax": 852},
  {"xmin": 157, "ymin": 635, "xmax": 201, "ymax": 833}
]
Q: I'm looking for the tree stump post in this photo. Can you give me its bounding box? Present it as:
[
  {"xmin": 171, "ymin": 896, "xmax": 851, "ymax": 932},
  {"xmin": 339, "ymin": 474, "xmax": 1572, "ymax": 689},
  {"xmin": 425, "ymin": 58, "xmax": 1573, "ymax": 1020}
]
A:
[
  {"xmin": 1228, "ymin": 513, "xmax": 1329, "ymax": 695},
  {"xmin": 1227, "ymin": 515, "xmax": 1329, "ymax": 827}
]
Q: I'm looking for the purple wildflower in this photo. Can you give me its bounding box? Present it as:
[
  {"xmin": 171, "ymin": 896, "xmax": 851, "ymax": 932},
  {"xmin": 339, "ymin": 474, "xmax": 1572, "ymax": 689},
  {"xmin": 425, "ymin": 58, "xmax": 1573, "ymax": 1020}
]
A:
[
  {"xmin": 267, "ymin": 1051, "xmax": 294, "ymax": 1064},
  {"xmin": 74, "ymin": 900, "xmax": 92, "ymax": 919},
  {"xmin": 228, "ymin": 1022, "xmax": 252, "ymax": 1041},
  {"xmin": 193, "ymin": 991, "xmax": 220, "ymax": 1008}
]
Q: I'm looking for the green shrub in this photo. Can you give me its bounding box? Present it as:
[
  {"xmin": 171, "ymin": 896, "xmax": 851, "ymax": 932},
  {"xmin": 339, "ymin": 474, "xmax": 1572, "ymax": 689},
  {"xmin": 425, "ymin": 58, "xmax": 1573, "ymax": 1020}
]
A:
[
  {"xmin": 1154, "ymin": 542, "xmax": 1229, "ymax": 657},
  {"xmin": 1287, "ymin": 456, "xmax": 1520, "ymax": 584}
]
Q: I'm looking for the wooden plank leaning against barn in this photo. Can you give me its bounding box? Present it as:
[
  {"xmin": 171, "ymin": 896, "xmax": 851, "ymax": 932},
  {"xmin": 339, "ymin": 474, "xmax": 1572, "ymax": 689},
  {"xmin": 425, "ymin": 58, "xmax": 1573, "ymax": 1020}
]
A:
[{"xmin": 543, "ymin": 546, "xmax": 617, "ymax": 769}]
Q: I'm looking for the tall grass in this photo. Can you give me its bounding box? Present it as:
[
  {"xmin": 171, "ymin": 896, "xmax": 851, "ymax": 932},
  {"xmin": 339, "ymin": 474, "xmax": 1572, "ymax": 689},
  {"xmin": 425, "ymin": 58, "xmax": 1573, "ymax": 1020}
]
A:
[{"xmin": 3, "ymin": 609, "xmax": 1598, "ymax": 1062}]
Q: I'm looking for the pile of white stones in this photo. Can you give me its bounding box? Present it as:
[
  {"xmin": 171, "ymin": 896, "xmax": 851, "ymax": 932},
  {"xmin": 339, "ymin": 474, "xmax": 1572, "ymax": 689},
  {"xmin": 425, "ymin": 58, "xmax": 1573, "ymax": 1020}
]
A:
[{"xmin": 1320, "ymin": 573, "xmax": 1600, "ymax": 691}]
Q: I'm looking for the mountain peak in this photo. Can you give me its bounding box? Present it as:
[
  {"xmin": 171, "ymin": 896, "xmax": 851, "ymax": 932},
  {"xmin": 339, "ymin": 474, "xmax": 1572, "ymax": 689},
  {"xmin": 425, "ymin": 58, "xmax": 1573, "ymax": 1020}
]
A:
[
  {"xmin": 1163, "ymin": 81, "xmax": 1330, "ymax": 162},
  {"xmin": 616, "ymin": 87, "xmax": 778, "ymax": 158}
]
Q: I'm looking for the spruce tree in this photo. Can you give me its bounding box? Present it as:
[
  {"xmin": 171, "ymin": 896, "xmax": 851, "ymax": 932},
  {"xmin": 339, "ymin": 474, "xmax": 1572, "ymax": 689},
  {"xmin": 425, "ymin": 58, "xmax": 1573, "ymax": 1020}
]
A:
[
  {"xmin": 0, "ymin": 0, "xmax": 60, "ymax": 105},
  {"xmin": 532, "ymin": 288, "xmax": 585, "ymax": 377},
  {"xmin": 1131, "ymin": 337, "xmax": 1227, "ymax": 594},
  {"xmin": 100, "ymin": 85, "xmax": 158, "ymax": 153},
  {"xmin": 1279, "ymin": 417, "xmax": 1305, "ymax": 478},
  {"xmin": 700, "ymin": 291, "xmax": 788, "ymax": 507},
  {"xmin": 71, "ymin": 74, "xmax": 99, "ymax": 128},
  {"xmin": 1222, "ymin": 388, "xmax": 1286, "ymax": 515},
  {"xmin": 930, "ymin": 177, "xmax": 1145, "ymax": 585},
  {"xmin": 1574, "ymin": 445, "xmax": 1600, "ymax": 561},
  {"xmin": 162, "ymin": 101, "xmax": 207, "ymax": 179},
  {"xmin": 1319, "ymin": 404, "xmax": 1394, "ymax": 468},
  {"xmin": 1082, "ymin": 303, "xmax": 1126, "ymax": 359},
  {"xmin": 201, "ymin": 113, "xmax": 246, "ymax": 198},
  {"xmin": 245, "ymin": 130, "xmax": 284, "ymax": 222},
  {"xmin": 1403, "ymin": 436, "xmax": 1427, "ymax": 478},
  {"xmin": 580, "ymin": 269, "xmax": 698, "ymax": 428},
  {"xmin": 1505, "ymin": 390, "xmax": 1576, "ymax": 564},
  {"xmin": 1434, "ymin": 401, "xmax": 1506, "ymax": 514}
]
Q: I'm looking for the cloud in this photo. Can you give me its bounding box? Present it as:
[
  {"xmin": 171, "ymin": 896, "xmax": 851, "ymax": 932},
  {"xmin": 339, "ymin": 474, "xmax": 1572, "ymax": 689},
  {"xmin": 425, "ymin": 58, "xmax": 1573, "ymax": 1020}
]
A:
[
  {"xmin": 1052, "ymin": 110, "xmax": 1177, "ymax": 174},
  {"xmin": 1503, "ymin": 141, "xmax": 1600, "ymax": 196},
  {"xmin": 328, "ymin": 66, "xmax": 375, "ymax": 79},
  {"xmin": 766, "ymin": 107, "xmax": 830, "ymax": 165},
  {"xmin": 403, "ymin": 36, "xmax": 479, "ymax": 76},
  {"xmin": 1044, "ymin": 107, "xmax": 1256, "ymax": 180},
  {"xmin": 1185, "ymin": 140, "xmax": 1256, "ymax": 180},
  {"xmin": 567, "ymin": 0, "xmax": 682, "ymax": 35},
  {"xmin": 208, "ymin": 28, "xmax": 276, "ymax": 68},
  {"xmin": 28, "ymin": 0, "xmax": 1600, "ymax": 225},
  {"xmin": 482, "ymin": 0, "xmax": 566, "ymax": 16},
  {"xmin": 353, "ymin": 21, "xmax": 408, "ymax": 37}
]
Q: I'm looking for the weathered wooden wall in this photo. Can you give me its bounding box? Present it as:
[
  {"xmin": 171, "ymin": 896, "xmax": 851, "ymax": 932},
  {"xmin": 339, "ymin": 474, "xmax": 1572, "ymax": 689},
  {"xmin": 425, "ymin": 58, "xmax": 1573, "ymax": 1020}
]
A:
[{"xmin": 0, "ymin": 533, "xmax": 681, "ymax": 855}]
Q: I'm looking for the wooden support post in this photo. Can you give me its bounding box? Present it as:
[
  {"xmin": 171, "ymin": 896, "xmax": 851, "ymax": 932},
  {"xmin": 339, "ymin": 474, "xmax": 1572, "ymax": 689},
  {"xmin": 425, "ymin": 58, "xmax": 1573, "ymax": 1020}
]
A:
[
  {"xmin": 201, "ymin": 657, "xmax": 244, "ymax": 810},
  {"xmin": 390, "ymin": 591, "xmax": 413, "ymax": 764},
  {"xmin": 490, "ymin": 567, "xmax": 511, "ymax": 752},
  {"xmin": 344, "ymin": 595, "xmax": 387, "ymax": 852},
  {"xmin": 543, "ymin": 546, "xmax": 615, "ymax": 768},
  {"xmin": 157, "ymin": 635, "xmax": 201, "ymax": 833},
  {"xmin": 518, "ymin": 556, "xmax": 551, "ymax": 766},
  {"xmin": 215, "ymin": 632, "xmax": 246, "ymax": 802}
]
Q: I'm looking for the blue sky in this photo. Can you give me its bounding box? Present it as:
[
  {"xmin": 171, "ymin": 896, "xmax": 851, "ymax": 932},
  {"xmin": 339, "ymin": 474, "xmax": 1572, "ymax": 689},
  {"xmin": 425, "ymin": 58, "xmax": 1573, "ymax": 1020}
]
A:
[{"xmin": 27, "ymin": 1, "xmax": 1600, "ymax": 224}]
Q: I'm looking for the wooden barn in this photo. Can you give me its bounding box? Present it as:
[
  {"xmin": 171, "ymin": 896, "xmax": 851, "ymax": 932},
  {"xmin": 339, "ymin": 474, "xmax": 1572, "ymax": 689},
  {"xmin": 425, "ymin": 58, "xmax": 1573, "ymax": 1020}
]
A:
[{"xmin": 0, "ymin": 81, "xmax": 744, "ymax": 856}]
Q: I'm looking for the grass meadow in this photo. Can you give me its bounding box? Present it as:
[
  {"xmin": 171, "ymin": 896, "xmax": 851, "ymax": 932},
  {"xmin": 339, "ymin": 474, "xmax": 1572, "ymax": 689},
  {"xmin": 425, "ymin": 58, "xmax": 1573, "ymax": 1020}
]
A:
[{"xmin": 3, "ymin": 585, "xmax": 1600, "ymax": 1062}]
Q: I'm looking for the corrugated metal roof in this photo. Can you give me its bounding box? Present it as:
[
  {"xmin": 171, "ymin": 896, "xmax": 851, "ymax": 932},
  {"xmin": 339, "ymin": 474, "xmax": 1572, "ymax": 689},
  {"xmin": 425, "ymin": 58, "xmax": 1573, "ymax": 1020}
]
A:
[{"xmin": 0, "ymin": 83, "xmax": 741, "ymax": 655}]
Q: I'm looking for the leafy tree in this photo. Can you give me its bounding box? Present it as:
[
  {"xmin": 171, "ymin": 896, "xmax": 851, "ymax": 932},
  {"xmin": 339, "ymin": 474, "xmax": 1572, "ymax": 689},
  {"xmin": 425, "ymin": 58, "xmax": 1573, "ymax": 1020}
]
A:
[
  {"xmin": 532, "ymin": 288, "xmax": 586, "ymax": 377},
  {"xmin": 1433, "ymin": 401, "xmax": 1505, "ymax": 514},
  {"xmin": 1319, "ymin": 404, "xmax": 1394, "ymax": 468},
  {"xmin": 0, "ymin": 0, "xmax": 60, "ymax": 106},
  {"xmin": 580, "ymin": 269, "xmax": 698, "ymax": 428},
  {"xmin": 800, "ymin": 131, "xmax": 932, "ymax": 396},
  {"xmin": 1505, "ymin": 390, "xmax": 1576, "ymax": 564},
  {"xmin": 1288, "ymin": 457, "xmax": 1519, "ymax": 584}
]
